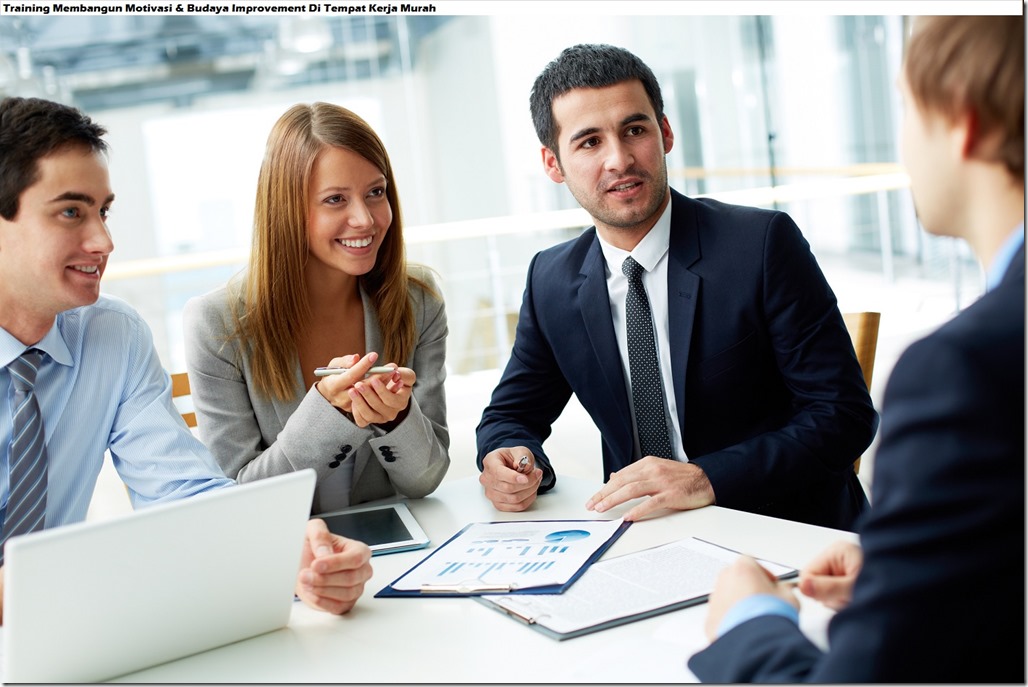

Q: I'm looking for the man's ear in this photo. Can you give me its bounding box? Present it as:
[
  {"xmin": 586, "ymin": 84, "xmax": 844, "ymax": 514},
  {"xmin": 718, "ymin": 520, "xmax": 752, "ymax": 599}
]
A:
[
  {"xmin": 541, "ymin": 146, "xmax": 565, "ymax": 184},
  {"xmin": 953, "ymin": 108, "xmax": 978, "ymax": 160},
  {"xmin": 661, "ymin": 115, "xmax": 675, "ymax": 155},
  {"xmin": 958, "ymin": 107, "xmax": 1005, "ymax": 165}
]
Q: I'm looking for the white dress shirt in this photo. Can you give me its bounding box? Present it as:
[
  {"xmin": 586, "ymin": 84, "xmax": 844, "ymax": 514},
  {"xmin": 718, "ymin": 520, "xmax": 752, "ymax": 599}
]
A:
[{"xmin": 596, "ymin": 201, "xmax": 688, "ymax": 462}]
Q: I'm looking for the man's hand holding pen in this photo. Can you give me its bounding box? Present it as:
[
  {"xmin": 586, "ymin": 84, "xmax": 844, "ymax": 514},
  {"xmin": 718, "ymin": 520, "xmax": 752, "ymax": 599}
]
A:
[{"xmin": 480, "ymin": 446, "xmax": 543, "ymax": 512}]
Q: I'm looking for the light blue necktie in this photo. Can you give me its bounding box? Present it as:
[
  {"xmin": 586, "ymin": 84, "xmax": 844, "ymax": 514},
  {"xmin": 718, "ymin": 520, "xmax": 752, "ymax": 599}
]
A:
[{"xmin": 1, "ymin": 349, "xmax": 49, "ymax": 565}]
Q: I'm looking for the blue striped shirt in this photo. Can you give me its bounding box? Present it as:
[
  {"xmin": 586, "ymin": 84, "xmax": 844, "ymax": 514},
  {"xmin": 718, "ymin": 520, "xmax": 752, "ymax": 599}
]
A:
[{"xmin": 1, "ymin": 295, "xmax": 234, "ymax": 534}]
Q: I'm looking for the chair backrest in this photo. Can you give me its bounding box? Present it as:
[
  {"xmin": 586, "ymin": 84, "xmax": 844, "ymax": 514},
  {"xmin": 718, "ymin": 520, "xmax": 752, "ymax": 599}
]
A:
[
  {"xmin": 842, "ymin": 311, "xmax": 881, "ymax": 392},
  {"xmin": 842, "ymin": 311, "xmax": 881, "ymax": 474},
  {"xmin": 171, "ymin": 371, "xmax": 197, "ymax": 429}
]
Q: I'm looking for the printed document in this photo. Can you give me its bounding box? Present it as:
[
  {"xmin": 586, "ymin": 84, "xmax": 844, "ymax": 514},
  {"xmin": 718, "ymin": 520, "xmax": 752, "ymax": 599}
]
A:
[
  {"xmin": 478, "ymin": 537, "xmax": 797, "ymax": 639},
  {"xmin": 388, "ymin": 518, "xmax": 626, "ymax": 592}
]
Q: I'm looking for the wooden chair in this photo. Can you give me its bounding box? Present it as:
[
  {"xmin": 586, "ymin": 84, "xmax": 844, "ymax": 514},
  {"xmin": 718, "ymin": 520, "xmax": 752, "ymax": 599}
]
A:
[
  {"xmin": 171, "ymin": 371, "xmax": 197, "ymax": 429},
  {"xmin": 842, "ymin": 312, "xmax": 881, "ymax": 474}
]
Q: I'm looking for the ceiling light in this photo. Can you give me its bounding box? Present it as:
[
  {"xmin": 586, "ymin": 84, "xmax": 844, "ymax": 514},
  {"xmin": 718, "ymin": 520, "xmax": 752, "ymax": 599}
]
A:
[{"xmin": 279, "ymin": 18, "xmax": 332, "ymax": 55}]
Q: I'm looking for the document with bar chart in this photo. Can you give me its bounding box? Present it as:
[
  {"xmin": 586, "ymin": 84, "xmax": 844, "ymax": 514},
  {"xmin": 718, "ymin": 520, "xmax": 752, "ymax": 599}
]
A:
[{"xmin": 375, "ymin": 519, "xmax": 631, "ymax": 597}]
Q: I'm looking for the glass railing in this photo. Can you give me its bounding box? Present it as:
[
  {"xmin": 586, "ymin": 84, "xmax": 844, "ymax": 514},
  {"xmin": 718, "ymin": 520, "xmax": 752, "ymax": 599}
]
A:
[{"xmin": 100, "ymin": 165, "xmax": 978, "ymax": 377}]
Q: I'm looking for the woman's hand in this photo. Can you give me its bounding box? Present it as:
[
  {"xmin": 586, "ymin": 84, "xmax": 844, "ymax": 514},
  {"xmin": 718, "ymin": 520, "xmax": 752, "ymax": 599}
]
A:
[{"xmin": 315, "ymin": 352, "xmax": 415, "ymax": 428}]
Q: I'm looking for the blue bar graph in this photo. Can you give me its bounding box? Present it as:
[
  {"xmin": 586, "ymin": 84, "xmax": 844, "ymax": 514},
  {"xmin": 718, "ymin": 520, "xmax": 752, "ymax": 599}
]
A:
[
  {"xmin": 435, "ymin": 558, "xmax": 557, "ymax": 578},
  {"xmin": 441, "ymin": 561, "xmax": 465, "ymax": 576},
  {"xmin": 408, "ymin": 521, "xmax": 622, "ymax": 590}
]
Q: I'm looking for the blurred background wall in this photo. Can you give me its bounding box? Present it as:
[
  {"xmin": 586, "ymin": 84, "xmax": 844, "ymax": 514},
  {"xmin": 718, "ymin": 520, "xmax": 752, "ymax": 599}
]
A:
[{"xmin": 0, "ymin": 7, "xmax": 998, "ymax": 497}]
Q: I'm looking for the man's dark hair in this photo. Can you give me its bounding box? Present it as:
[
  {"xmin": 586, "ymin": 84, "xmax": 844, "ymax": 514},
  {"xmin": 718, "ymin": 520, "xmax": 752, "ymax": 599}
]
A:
[
  {"xmin": 529, "ymin": 44, "xmax": 665, "ymax": 156},
  {"xmin": 0, "ymin": 97, "xmax": 108, "ymax": 220}
]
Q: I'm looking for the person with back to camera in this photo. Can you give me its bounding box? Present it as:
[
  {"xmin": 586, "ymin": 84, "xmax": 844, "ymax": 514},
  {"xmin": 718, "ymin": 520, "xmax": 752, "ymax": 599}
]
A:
[
  {"xmin": 184, "ymin": 103, "xmax": 450, "ymax": 515},
  {"xmin": 689, "ymin": 15, "xmax": 1024, "ymax": 682},
  {"xmin": 476, "ymin": 44, "xmax": 877, "ymax": 530}
]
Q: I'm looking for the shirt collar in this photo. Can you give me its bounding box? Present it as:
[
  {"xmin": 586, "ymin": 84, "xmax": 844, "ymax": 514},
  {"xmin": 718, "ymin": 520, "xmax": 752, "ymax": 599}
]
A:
[
  {"xmin": 0, "ymin": 315, "xmax": 74, "ymax": 369},
  {"xmin": 597, "ymin": 197, "xmax": 673, "ymax": 275},
  {"xmin": 987, "ymin": 224, "xmax": 1024, "ymax": 291}
]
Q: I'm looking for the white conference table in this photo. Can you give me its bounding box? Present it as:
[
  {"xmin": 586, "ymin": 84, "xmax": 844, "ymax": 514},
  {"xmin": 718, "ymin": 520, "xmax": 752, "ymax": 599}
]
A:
[{"xmin": 114, "ymin": 475, "xmax": 854, "ymax": 683}]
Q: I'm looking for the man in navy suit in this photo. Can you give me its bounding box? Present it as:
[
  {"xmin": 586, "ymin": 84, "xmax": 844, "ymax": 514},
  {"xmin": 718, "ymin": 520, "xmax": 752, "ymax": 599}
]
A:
[
  {"xmin": 475, "ymin": 44, "xmax": 878, "ymax": 530},
  {"xmin": 689, "ymin": 16, "xmax": 1024, "ymax": 682}
]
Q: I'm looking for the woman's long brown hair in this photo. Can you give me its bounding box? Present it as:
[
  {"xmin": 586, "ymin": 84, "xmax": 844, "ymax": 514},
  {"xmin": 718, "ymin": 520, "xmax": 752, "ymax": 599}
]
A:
[{"xmin": 236, "ymin": 102, "xmax": 429, "ymax": 400}]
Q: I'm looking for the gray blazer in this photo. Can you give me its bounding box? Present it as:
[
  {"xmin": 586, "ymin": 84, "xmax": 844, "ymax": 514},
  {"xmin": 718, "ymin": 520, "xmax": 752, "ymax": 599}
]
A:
[{"xmin": 182, "ymin": 266, "xmax": 450, "ymax": 513}]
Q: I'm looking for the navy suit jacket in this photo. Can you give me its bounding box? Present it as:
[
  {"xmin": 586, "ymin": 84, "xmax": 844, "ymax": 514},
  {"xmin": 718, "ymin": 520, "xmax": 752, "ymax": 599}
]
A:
[
  {"xmin": 688, "ymin": 247, "xmax": 1025, "ymax": 682},
  {"xmin": 477, "ymin": 190, "xmax": 878, "ymax": 530}
]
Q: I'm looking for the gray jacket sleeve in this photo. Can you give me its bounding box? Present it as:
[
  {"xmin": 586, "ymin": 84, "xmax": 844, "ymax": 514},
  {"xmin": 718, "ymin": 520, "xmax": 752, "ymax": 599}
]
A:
[
  {"xmin": 181, "ymin": 274, "xmax": 449, "ymax": 511},
  {"xmin": 362, "ymin": 267, "xmax": 450, "ymax": 501}
]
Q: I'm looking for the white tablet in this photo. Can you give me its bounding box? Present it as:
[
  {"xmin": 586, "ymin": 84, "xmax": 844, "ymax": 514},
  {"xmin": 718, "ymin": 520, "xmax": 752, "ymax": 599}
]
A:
[{"xmin": 315, "ymin": 501, "xmax": 430, "ymax": 556}]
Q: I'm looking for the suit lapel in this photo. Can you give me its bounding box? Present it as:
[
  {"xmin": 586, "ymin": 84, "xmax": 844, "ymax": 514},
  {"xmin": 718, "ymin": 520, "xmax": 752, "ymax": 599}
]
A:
[
  {"xmin": 350, "ymin": 285, "xmax": 379, "ymax": 488},
  {"xmin": 272, "ymin": 353, "xmax": 305, "ymax": 432},
  {"xmin": 577, "ymin": 235, "xmax": 634, "ymax": 452},
  {"xmin": 667, "ymin": 191, "xmax": 701, "ymax": 434},
  {"xmin": 270, "ymin": 287, "xmax": 379, "ymax": 493}
]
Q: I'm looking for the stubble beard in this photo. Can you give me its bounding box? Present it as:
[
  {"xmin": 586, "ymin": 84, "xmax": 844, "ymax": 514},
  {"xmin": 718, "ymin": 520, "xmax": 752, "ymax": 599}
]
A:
[{"xmin": 567, "ymin": 160, "xmax": 670, "ymax": 235}]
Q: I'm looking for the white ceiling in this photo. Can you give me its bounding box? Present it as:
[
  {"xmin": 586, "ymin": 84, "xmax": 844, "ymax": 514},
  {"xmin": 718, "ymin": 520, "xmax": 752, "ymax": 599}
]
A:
[{"xmin": 0, "ymin": 15, "xmax": 452, "ymax": 110}]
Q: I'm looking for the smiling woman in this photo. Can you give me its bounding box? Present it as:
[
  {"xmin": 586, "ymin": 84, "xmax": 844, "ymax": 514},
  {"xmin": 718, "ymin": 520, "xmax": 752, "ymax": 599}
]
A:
[
  {"xmin": 181, "ymin": 102, "xmax": 451, "ymax": 515},
  {"xmin": 305, "ymin": 144, "xmax": 393, "ymax": 287}
]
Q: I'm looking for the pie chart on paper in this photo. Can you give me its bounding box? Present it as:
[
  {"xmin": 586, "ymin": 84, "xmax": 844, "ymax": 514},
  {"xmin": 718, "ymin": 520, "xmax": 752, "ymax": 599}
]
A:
[{"xmin": 545, "ymin": 529, "xmax": 591, "ymax": 542}]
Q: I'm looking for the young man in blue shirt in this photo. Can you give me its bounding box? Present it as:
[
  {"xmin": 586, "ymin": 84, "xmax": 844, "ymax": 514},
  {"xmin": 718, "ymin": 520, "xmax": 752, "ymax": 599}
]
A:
[{"xmin": 0, "ymin": 96, "xmax": 373, "ymax": 621}]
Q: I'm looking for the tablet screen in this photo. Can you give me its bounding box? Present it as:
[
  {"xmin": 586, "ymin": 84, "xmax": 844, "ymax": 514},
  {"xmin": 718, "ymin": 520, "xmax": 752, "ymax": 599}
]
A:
[
  {"xmin": 316, "ymin": 502, "xmax": 430, "ymax": 555},
  {"xmin": 322, "ymin": 507, "xmax": 414, "ymax": 547}
]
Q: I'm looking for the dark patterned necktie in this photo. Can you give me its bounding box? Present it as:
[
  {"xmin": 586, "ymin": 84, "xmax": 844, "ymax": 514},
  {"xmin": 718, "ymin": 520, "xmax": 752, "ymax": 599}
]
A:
[
  {"xmin": 1, "ymin": 349, "xmax": 49, "ymax": 564},
  {"xmin": 622, "ymin": 257, "xmax": 674, "ymax": 460}
]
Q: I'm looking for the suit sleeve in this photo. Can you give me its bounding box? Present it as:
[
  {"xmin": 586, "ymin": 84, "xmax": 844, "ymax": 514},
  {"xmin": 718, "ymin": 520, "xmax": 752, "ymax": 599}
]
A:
[
  {"xmin": 181, "ymin": 292, "xmax": 375, "ymax": 490},
  {"xmin": 475, "ymin": 253, "xmax": 574, "ymax": 491},
  {"xmin": 691, "ymin": 212, "xmax": 878, "ymax": 508},
  {"xmin": 690, "ymin": 322, "xmax": 1025, "ymax": 682},
  {"xmin": 688, "ymin": 615, "xmax": 822, "ymax": 682},
  {"xmin": 183, "ymin": 283, "xmax": 450, "ymax": 501}
]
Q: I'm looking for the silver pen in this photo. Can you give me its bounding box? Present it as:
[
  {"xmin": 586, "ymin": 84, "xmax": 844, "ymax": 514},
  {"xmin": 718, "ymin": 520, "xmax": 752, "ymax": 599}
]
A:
[
  {"xmin": 314, "ymin": 366, "xmax": 394, "ymax": 377},
  {"xmin": 515, "ymin": 455, "xmax": 530, "ymax": 473}
]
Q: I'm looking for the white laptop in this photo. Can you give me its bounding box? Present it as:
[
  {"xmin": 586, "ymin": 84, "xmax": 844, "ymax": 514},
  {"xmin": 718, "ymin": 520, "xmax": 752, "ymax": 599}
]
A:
[{"xmin": 2, "ymin": 468, "xmax": 317, "ymax": 683}]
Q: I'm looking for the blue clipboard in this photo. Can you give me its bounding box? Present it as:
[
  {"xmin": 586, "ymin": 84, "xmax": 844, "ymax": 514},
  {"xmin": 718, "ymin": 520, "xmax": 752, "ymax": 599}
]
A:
[{"xmin": 375, "ymin": 519, "xmax": 632, "ymax": 598}]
